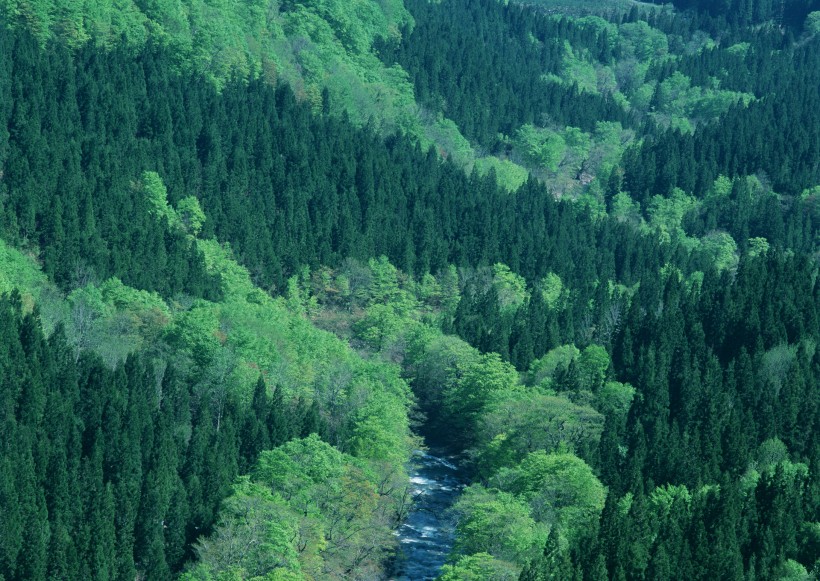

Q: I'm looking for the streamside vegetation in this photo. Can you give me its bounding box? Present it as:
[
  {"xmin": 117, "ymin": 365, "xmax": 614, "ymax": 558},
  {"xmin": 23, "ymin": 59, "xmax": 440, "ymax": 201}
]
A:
[{"xmin": 0, "ymin": 0, "xmax": 817, "ymax": 579}]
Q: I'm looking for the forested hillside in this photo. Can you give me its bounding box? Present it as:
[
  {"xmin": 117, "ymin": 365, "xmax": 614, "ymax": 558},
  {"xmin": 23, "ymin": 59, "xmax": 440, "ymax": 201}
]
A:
[{"xmin": 0, "ymin": 0, "xmax": 818, "ymax": 579}]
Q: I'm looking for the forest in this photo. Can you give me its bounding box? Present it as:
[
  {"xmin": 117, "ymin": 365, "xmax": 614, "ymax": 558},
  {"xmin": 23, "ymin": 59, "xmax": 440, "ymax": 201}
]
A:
[{"xmin": 0, "ymin": 0, "xmax": 818, "ymax": 579}]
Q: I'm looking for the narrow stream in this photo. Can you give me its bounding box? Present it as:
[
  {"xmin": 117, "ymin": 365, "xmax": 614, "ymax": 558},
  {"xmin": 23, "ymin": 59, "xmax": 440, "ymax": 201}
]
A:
[{"xmin": 391, "ymin": 449, "xmax": 465, "ymax": 580}]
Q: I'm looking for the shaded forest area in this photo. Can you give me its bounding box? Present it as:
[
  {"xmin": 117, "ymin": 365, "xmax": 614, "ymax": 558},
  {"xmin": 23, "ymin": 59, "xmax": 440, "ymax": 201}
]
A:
[{"xmin": 0, "ymin": 28, "xmax": 667, "ymax": 294}]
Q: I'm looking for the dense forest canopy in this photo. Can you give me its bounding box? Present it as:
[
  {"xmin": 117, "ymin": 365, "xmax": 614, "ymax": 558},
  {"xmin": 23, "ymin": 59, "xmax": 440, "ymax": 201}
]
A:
[{"xmin": 0, "ymin": 0, "xmax": 818, "ymax": 579}]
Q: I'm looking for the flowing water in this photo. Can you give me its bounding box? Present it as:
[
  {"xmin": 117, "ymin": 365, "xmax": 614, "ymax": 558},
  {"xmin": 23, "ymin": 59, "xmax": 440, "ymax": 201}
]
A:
[{"xmin": 391, "ymin": 449, "xmax": 465, "ymax": 580}]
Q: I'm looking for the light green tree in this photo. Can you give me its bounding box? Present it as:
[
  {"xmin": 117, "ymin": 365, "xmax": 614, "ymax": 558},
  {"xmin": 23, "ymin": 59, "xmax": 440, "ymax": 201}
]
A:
[
  {"xmin": 515, "ymin": 125, "xmax": 566, "ymax": 172},
  {"xmin": 437, "ymin": 553, "xmax": 519, "ymax": 581},
  {"xmin": 596, "ymin": 381, "xmax": 635, "ymax": 420},
  {"xmin": 578, "ymin": 344, "xmax": 610, "ymax": 391},
  {"xmin": 806, "ymin": 11, "xmax": 820, "ymax": 35},
  {"xmin": 493, "ymin": 451, "xmax": 606, "ymax": 540},
  {"xmin": 477, "ymin": 392, "xmax": 604, "ymax": 474},
  {"xmin": 647, "ymin": 188, "xmax": 698, "ymax": 241},
  {"xmin": 610, "ymin": 192, "xmax": 643, "ymax": 226},
  {"xmin": 251, "ymin": 435, "xmax": 400, "ymax": 578},
  {"xmin": 189, "ymin": 478, "xmax": 302, "ymax": 579},
  {"xmin": 748, "ymin": 237, "xmax": 770, "ymax": 257},
  {"xmin": 451, "ymin": 485, "xmax": 547, "ymax": 565},
  {"xmin": 177, "ymin": 196, "xmax": 207, "ymax": 235},
  {"xmin": 527, "ymin": 344, "xmax": 580, "ymax": 388},
  {"xmin": 708, "ymin": 175, "xmax": 733, "ymax": 200},
  {"xmin": 443, "ymin": 352, "xmax": 520, "ymax": 444},
  {"xmin": 141, "ymin": 171, "xmax": 180, "ymax": 227},
  {"xmin": 537, "ymin": 272, "xmax": 565, "ymax": 310},
  {"xmin": 699, "ymin": 231, "xmax": 738, "ymax": 272},
  {"xmin": 492, "ymin": 263, "xmax": 529, "ymax": 314}
]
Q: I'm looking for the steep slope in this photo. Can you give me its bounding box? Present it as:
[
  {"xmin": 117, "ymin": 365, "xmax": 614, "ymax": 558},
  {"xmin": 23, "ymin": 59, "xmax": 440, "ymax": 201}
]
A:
[
  {"xmin": 0, "ymin": 0, "xmax": 479, "ymax": 159},
  {"xmin": 0, "ymin": 0, "xmax": 818, "ymax": 579},
  {"xmin": 0, "ymin": 171, "xmax": 414, "ymax": 579}
]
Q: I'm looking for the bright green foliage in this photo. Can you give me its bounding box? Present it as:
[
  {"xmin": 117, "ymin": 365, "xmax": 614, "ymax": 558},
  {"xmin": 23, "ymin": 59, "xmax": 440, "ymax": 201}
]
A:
[
  {"xmin": 164, "ymin": 300, "xmax": 223, "ymax": 364},
  {"xmin": 368, "ymin": 255, "xmax": 403, "ymax": 304},
  {"xmin": 576, "ymin": 190, "xmax": 607, "ymax": 219},
  {"xmin": 578, "ymin": 344, "xmax": 610, "ymax": 391},
  {"xmin": 189, "ymin": 478, "xmax": 302, "ymax": 578},
  {"xmin": 195, "ymin": 239, "xmax": 256, "ymax": 299},
  {"xmin": 0, "ymin": 172, "xmax": 417, "ymax": 578},
  {"xmin": 423, "ymin": 117, "xmax": 477, "ymax": 166},
  {"xmin": 756, "ymin": 438, "xmax": 790, "ymax": 469},
  {"xmin": 63, "ymin": 278, "xmax": 171, "ymax": 364},
  {"xmin": 473, "ymin": 157, "xmax": 529, "ymax": 192},
  {"xmin": 544, "ymin": 17, "xmax": 671, "ymax": 114},
  {"xmin": 403, "ymin": 331, "xmax": 482, "ymax": 439},
  {"xmin": 0, "ymin": 2, "xmax": 818, "ymax": 579},
  {"xmin": 515, "ymin": 124, "xmax": 567, "ymax": 172},
  {"xmin": 619, "ymin": 21, "xmax": 669, "ymax": 61},
  {"xmin": 561, "ymin": 44, "xmax": 599, "ymax": 93},
  {"xmin": 177, "ymin": 196, "xmax": 207, "ymax": 236},
  {"xmin": 255, "ymin": 435, "xmax": 345, "ymax": 492},
  {"xmin": 192, "ymin": 435, "xmax": 404, "ymax": 579},
  {"xmin": 0, "ymin": 238, "xmax": 48, "ymax": 311},
  {"xmin": 510, "ymin": 119, "xmax": 630, "ymax": 196},
  {"xmin": 442, "ymin": 352, "xmax": 520, "ymax": 445},
  {"xmin": 631, "ymin": 82, "xmax": 656, "ymax": 110},
  {"xmin": 647, "ymin": 188, "xmax": 698, "ymax": 242},
  {"xmin": 646, "ymin": 71, "xmax": 754, "ymax": 131},
  {"xmin": 285, "ymin": 271, "xmax": 319, "ymax": 318},
  {"xmin": 367, "ymin": 255, "xmax": 418, "ymax": 313},
  {"xmin": 170, "ymin": 241, "xmax": 413, "ymax": 456},
  {"xmin": 590, "ymin": 121, "xmax": 631, "ymax": 177},
  {"xmin": 416, "ymin": 272, "xmax": 443, "ymax": 306},
  {"xmin": 354, "ymin": 303, "xmax": 407, "ymax": 350},
  {"xmin": 727, "ymin": 42, "xmax": 751, "ymax": 55},
  {"xmin": 283, "ymin": 0, "xmax": 406, "ymax": 54},
  {"xmin": 0, "ymin": 295, "xmax": 290, "ymax": 581},
  {"xmin": 528, "ymin": 344, "xmax": 580, "ymax": 388},
  {"xmin": 492, "ymin": 263, "xmax": 529, "ymax": 314},
  {"xmin": 493, "ymin": 451, "xmax": 606, "ymax": 538},
  {"xmin": 748, "ymin": 237, "xmax": 770, "ymax": 257},
  {"xmin": 648, "ymin": 484, "xmax": 692, "ymax": 521},
  {"xmin": 277, "ymin": 0, "xmax": 419, "ymax": 130},
  {"xmin": 438, "ymin": 265, "xmax": 462, "ymax": 316},
  {"xmin": 596, "ymin": 380, "xmax": 635, "ymax": 420},
  {"xmin": 0, "ymin": 0, "xmax": 478, "ymax": 160},
  {"xmin": 777, "ymin": 560, "xmax": 811, "ymax": 580},
  {"xmin": 708, "ymin": 175, "xmax": 734, "ymax": 200},
  {"xmin": 610, "ymin": 191, "xmax": 643, "ymax": 225},
  {"xmin": 575, "ymin": 15, "xmax": 619, "ymax": 41},
  {"xmin": 347, "ymin": 387, "xmax": 411, "ymax": 463},
  {"xmin": 142, "ymin": 170, "xmax": 180, "ymax": 228},
  {"xmin": 451, "ymin": 485, "xmax": 547, "ymax": 565},
  {"xmin": 654, "ymin": 71, "xmax": 693, "ymax": 115},
  {"xmin": 805, "ymin": 11, "xmax": 820, "ymax": 34},
  {"xmin": 537, "ymin": 272, "xmax": 565, "ymax": 310},
  {"xmin": 477, "ymin": 391, "xmax": 604, "ymax": 474},
  {"xmin": 251, "ymin": 435, "xmax": 400, "ymax": 578},
  {"xmin": 437, "ymin": 552, "xmax": 520, "ymax": 581},
  {"xmin": 699, "ymin": 232, "xmax": 738, "ymax": 272}
]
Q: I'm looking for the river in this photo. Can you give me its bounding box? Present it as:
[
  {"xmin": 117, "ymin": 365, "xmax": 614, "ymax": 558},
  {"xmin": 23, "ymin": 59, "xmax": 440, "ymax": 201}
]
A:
[{"xmin": 390, "ymin": 449, "xmax": 465, "ymax": 580}]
